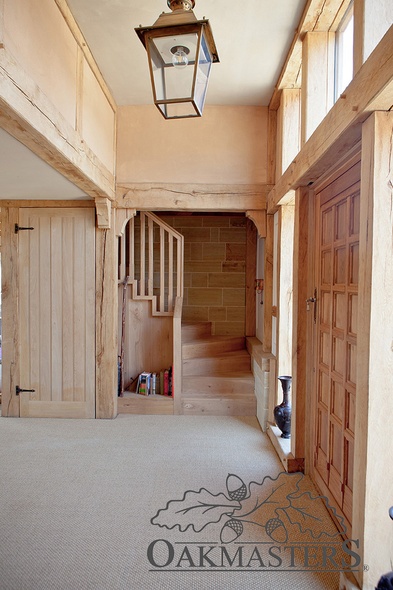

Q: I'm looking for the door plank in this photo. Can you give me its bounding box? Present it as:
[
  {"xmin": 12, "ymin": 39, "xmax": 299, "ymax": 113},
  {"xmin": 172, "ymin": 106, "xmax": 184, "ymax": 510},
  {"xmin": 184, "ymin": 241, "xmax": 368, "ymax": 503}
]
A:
[{"xmin": 18, "ymin": 208, "xmax": 95, "ymax": 418}]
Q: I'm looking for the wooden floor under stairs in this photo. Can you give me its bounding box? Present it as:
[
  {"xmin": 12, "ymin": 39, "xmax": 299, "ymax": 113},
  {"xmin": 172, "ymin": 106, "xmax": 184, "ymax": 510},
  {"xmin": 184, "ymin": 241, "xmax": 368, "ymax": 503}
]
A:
[{"xmin": 181, "ymin": 322, "xmax": 256, "ymax": 416}]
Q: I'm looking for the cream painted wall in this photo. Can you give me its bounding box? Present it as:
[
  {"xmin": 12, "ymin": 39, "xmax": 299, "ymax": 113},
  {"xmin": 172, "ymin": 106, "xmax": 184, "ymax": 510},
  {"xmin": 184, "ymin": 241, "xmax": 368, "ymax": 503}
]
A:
[
  {"xmin": 3, "ymin": 0, "xmax": 116, "ymax": 177},
  {"xmin": 4, "ymin": 0, "xmax": 78, "ymax": 129},
  {"xmin": 116, "ymin": 105, "xmax": 268, "ymax": 185}
]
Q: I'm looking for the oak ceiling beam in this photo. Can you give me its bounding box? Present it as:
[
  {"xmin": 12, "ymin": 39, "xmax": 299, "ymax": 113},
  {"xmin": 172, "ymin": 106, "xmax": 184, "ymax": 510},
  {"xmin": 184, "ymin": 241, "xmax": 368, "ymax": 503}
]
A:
[
  {"xmin": 0, "ymin": 49, "xmax": 115, "ymax": 201},
  {"xmin": 117, "ymin": 183, "xmax": 271, "ymax": 212},
  {"xmin": 268, "ymin": 24, "xmax": 393, "ymax": 213}
]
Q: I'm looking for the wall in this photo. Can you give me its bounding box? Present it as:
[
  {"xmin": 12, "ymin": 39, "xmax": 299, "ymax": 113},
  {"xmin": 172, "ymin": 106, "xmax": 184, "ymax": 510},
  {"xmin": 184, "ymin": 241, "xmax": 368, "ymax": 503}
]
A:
[
  {"xmin": 159, "ymin": 214, "xmax": 247, "ymax": 337},
  {"xmin": 2, "ymin": 0, "xmax": 116, "ymax": 184},
  {"xmin": 116, "ymin": 105, "xmax": 268, "ymax": 185}
]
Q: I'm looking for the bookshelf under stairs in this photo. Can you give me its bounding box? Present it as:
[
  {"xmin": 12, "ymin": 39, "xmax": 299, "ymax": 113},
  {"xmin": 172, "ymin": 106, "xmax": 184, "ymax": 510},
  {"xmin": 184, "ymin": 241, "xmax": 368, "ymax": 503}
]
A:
[{"xmin": 181, "ymin": 322, "xmax": 257, "ymax": 416}]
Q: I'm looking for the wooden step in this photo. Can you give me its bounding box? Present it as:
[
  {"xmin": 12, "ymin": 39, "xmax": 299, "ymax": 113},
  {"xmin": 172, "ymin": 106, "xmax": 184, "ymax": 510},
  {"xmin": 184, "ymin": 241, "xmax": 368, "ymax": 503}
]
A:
[
  {"xmin": 182, "ymin": 398, "xmax": 256, "ymax": 416},
  {"xmin": 182, "ymin": 336, "xmax": 245, "ymax": 360},
  {"xmin": 181, "ymin": 321, "xmax": 212, "ymax": 343},
  {"xmin": 182, "ymin": 373, "xmax": 255, "ymax": 397},
  {"xmin": 183, "ymin": 350, "xmax": 251, "ymax": 376}
]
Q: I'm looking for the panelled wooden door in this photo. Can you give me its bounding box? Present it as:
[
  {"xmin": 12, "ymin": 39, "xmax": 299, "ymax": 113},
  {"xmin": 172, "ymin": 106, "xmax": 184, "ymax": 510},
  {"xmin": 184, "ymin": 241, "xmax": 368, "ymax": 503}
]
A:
[
  {"xmin": 18, "ymin": 208, "xmax": 95, "ymax": 418},
  {"xmin": 313, "ymin": 159, "xmax": 360, "ymax": 529}
]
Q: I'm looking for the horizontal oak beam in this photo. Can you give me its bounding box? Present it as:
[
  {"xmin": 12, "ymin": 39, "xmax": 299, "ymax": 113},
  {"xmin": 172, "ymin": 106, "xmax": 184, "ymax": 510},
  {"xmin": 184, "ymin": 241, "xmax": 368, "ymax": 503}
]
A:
[
  {"xmin": 0, "ymin": 49, "xmax": 115, "ymax": 201},
  {"xmin": 268, "ymin": 23, "xmax": 393, "ymax": 212},
  {"xmin": 117, "ymin": 183, "xmax": 271, "ymax": 212}
]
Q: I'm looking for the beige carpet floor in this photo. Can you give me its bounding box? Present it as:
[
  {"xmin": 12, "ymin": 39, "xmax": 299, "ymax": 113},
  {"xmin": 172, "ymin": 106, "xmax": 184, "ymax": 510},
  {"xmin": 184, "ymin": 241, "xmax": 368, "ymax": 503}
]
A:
[{"xmin": 0, "ymin": 415, "xmax": 348, "ymax": 589}]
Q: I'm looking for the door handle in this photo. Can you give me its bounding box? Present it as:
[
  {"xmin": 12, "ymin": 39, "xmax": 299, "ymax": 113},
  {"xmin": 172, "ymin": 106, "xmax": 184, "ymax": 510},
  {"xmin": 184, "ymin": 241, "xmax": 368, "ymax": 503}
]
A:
[{"xmin": 306, "ymin": 289, "xmax": 317, "ymax": 323}]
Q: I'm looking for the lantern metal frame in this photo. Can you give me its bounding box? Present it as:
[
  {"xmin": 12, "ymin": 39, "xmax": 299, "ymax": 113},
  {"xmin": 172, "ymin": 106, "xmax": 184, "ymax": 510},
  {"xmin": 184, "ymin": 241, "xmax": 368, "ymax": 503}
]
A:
[{"xmin": 135, "ymin": 2, "xmax": 219, "ymax": 119}]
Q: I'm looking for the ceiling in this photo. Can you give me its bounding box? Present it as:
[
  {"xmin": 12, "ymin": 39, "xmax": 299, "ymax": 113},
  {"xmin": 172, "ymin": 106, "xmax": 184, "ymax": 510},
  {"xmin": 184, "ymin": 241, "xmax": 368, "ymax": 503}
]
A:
[
  {"xmin": 67, "ymin": 0, "xmax": 306, "ymax": 106},
  {"xmin": 0, "ymin": 0, "xmax": 306, "ymax": 200}
]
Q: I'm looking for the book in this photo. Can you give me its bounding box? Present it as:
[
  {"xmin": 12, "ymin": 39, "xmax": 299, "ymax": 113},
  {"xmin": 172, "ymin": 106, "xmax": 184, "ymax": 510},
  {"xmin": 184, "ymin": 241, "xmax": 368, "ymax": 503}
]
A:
[{"xmin": 137, "ymin": 372, "xmax": 151, "ymax": 395}]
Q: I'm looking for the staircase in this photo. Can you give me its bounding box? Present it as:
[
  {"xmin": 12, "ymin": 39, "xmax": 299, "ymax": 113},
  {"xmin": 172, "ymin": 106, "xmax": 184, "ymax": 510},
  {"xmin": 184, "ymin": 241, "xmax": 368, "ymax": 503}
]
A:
[{"xmin": 181, "ymin": 322, "xmax": 256, "ymax": 416}]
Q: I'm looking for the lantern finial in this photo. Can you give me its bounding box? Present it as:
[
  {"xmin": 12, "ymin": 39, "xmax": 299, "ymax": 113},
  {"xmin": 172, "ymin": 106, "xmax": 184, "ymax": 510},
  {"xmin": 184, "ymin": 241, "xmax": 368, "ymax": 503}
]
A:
[{"xmin": 167, "ymin": 0, "xmax": 195, "ymax": 11}]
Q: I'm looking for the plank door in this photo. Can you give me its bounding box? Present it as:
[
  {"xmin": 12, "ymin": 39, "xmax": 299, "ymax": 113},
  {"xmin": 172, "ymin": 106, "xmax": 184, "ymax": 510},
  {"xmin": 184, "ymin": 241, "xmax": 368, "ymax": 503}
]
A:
[
  {"xmin": 18, "ymin": 208, "xmax": 95, "ymax": 418},
  {"xmin": 313, "ymin": 160, "xmax": 360, "ymax": 528}
]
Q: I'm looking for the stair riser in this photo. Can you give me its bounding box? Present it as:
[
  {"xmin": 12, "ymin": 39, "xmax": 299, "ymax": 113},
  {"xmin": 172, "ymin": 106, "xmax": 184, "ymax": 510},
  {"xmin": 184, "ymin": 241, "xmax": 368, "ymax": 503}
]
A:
[
  {"xmin": 182, "ymin": 323, "xmax": 212, "ymax": 342},
  {"xmin": 183, "ymin": 337, "xmax": 246, "ymax": 360},
  {"xmin": 183, "ymin": 377, "xmax": 254, "ymax": 397},
  {"xmin": 183, "ymin": 355, "xmax": 251, "ymax": 376},
  {"xmin": 182, "ymin": 398, "xmax": 257, "ymax": 416}
]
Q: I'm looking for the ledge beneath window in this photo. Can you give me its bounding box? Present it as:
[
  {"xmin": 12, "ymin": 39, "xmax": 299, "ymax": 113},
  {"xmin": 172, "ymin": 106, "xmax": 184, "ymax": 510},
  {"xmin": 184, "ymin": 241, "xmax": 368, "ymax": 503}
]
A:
[{"xmin": 267, "ymin": 423, "xmax": 304, "ymax": 473}]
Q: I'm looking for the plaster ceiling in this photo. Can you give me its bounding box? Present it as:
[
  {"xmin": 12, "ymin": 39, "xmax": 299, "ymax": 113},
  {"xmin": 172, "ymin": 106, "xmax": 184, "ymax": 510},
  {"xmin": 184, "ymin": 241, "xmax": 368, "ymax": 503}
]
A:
[
  {"xmin": 66, "ymin": 0, "xmax": 306, "ymax": 106},
  {"xmin": 0, "ymin": 0, "xmax": 307, "ymax": 200}
]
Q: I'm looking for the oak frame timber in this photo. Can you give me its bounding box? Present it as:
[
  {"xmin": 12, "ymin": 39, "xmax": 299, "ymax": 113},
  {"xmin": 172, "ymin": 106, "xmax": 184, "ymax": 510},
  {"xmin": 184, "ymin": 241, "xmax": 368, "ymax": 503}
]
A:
[
  {"xmin": 268, "ymin": 23, "xmax": 393, "ymax": 212},
  {"xmin": 117, "ymin": 184, "xmax": 270, "ymax": 212}
]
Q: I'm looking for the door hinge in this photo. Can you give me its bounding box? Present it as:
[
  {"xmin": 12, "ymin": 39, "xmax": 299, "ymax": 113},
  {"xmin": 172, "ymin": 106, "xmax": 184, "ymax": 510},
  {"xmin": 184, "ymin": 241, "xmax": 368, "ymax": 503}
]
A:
[
  {"xmin": 15, "ymin": 224, "xmax": 34, "ymax": 234},
  {"xmin": 15, "ymin": 386, "xmax": 35, "ymax": 396}
]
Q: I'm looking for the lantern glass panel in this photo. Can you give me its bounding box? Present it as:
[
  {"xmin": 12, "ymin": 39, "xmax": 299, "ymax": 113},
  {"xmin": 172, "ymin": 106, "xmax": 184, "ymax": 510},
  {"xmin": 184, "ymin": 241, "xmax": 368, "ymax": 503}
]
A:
[
  {"xmin": 148, "ymin": 32, "xmax": 199, "ymax": 101},
  {"xmin": 194, "ymin": 31, "xmax": 212, "ymax": 112}
]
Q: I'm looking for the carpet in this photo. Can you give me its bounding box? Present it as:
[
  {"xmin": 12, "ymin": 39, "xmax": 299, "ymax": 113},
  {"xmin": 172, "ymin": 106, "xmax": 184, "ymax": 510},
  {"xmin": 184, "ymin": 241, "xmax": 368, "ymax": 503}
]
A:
[{"xmin": 0, "ymin": 415, "xmax": 350, "ymax": 589}]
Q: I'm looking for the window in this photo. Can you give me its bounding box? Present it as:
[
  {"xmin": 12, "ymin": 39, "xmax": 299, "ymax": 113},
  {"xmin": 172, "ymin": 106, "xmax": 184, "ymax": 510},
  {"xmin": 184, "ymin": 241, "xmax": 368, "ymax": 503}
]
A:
[{"xmin": 335, "ymin": 3, "xmax": 354, "ymax": 100}]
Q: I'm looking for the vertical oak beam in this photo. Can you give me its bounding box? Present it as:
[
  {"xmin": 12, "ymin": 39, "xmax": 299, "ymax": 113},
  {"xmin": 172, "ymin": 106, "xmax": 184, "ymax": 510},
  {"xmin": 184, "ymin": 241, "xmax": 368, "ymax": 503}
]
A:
[
  {"xmin": 263, "ymin": 214, "xmax": 274, "ymax": 353},
  {"xmin": 276, "ymin": 88, "xmax": 301, "ymax": 178},
  {"xmin": 291, "ymin": 187, "xmax": 309, "ymax": 463},
  {"xmin": 301, "ymin": 32, "xmax": 335, "ymax": 145},
  {"xmin": 277, "ymin": 203, "xmax": 295, "ymax": 378},
  {"xmin": 96, "ymin": 221, "xmax": 118, "ymax": 419},
  {"xmin": 1, "ymin": 207, "xmax": 20, "ymax": 416},
  {"xmin": 353, "ymin": 111, "xmax": 393, "ymax": 589},
  {"xmin": 267, "ymin": 109, "xmax": 277, "ymax": 185},
  {"xmin": 245, "ymin": 218, "xmax": 257, "ymax": 337}
]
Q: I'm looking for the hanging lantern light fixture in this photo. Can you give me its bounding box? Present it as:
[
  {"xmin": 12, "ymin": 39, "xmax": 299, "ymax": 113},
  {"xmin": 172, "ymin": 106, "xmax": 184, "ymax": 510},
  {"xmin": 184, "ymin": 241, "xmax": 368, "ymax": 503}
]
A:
[{"xmin": 135, "ymin": 0, "xmax": 219, "ymax": 119}]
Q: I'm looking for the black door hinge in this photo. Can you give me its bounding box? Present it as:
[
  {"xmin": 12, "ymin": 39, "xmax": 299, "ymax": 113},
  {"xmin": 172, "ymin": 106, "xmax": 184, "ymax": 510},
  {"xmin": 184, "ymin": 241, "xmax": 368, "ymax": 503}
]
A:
[
  {"xmin": 15, "ymin": 386, "xmax": 35, "ymax": 396},
  {"xmin": 15, "ymin": 224, "xmax": 34, "ymax": 234}
]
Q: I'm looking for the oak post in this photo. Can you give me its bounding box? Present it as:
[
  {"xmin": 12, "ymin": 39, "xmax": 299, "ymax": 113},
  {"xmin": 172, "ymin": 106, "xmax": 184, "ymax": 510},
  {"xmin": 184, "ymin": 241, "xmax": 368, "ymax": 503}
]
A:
[
  {"xmin": 96, "ymin": 214, "xmax": 118, "ymax": 418},
  {"xmin": 352, "ymin": 111, "xmax": 393, "ymax": 589}
]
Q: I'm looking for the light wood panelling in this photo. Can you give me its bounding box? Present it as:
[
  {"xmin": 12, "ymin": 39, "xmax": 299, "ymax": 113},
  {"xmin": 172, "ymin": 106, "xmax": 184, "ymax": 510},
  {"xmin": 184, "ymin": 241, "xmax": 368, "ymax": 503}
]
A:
[
  {"xmin": 18, "ymin": 208, "xmax": 95, "ymax": 418},
  {"xmin": 124, "ymin": 299, "xmax": 173, "ymax": 384}
]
